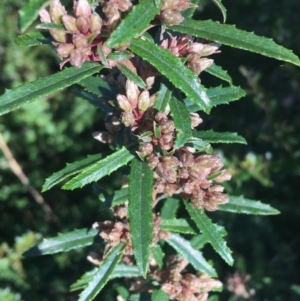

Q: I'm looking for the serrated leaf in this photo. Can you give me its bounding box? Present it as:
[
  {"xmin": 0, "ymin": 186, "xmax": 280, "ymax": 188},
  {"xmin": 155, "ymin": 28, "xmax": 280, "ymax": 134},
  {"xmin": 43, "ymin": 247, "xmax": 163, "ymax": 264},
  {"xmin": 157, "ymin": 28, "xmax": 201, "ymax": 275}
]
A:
[
  {"xmin": 160, "ymin": 218, "xmax": 196, "ymax": 234},
  {"xmin": 23, "ymin": 228, "xmax": 101, "ymax": 257},
  {"xmin": 128, "ymin": 159, "xmax": 153, "ymax": 277},
  {"xmin": 106, "ymin": 0, "xmax": 159, "ymax": 48},
  {"xmin": 42, "ymin": 153, "xmax": 102, "ymax": 192},
  {"xmin": 152, "ymin": 290, "xmax": 169, "ymax": 301},
  {"xmin": 153, "ymin": 83, "xmax": 172, "ymax": 112},
  {"xmin": 0, "ymin": 62, "xmax": 102, "ymax": 116},
  {"xmin": 219, "ymin": 195, "xmax": 280, "ymax": 215},
  {"xmin": 18, "ymin": 0, "xmax": 46, "ymax": 33},
  {"xmin": 160, "ymin": 197, "xmax": 180, "ymax": 219},
  {"xmin": 111, "ymin": 264, "xmax": 141, "ymax": 279},
  {"xmin": 184, "ymin": 86, "xmax": 246, "ymax": 112},
  {"xmin": 107, "ymin": 51, "xmax": 133, "ymax": 61},
  {"xmin": 185, "ymin": 201, "xmax": 233, "ymax": 265},
  {"xmin": 152, "ymin": 245, "xmax": 164, "ymax": 269},
  {"xmin": 170, "ymin": 96, "xmax": 192, "ymax": 148},
  {"xmin": 36, "ymin": 22, "xmax": 66, "ymax": 30},
  {"xmin": 166, "ymin": 233, "xmax": 217, "ymax": 277},
  {"xmin": 211, "ymin": 0, "xmax": 227, "ymax": 22},
  {"xmin": 170, "ymin": 19, "xmax": 300, "ymax": 67},
  {"xmin": 79, "ymin": 75, "xmax": 118, "ymax": 100},
  {"xmin": 117, "ymin": 63, "xmax": 147, "ymax": 89},
  {"xmin": 78, "ymin": 243, "xmax": 125, "ymax": 301},
  {"xmin": 186, "ymin": 137, "xmax": 213, "ymax": 153},
  {"xmin": 192, "ymin": 130, "xmax": 247, "ymax": 144},
  {"xmin": 15, "ymin": 32, "xmax": 53, "ymax": 47},
  {"xmin": 129, "ymin": 39, "xmax": 211, "ymax": 113},
  {"xmin": 70, "ymin": 268, "xmax": 98, "ymax": 292},
  {"xmin": 63, "ymin": 147, "xmax": 135, "ymax": 190},
  {"xmin": 205, "ymin": 63, "xmax": 232, "ymax": 84}
]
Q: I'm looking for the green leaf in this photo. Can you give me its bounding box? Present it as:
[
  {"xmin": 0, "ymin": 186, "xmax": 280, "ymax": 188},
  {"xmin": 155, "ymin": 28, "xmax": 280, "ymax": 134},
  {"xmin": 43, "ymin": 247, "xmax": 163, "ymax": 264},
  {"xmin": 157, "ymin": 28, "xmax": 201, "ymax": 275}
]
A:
[
  {"xmin": 219, "ymin": 195, "xmax": 280, "ymax": 215},
  {"xmin": 185, "ymin": 202, "xmax": 233, "ymax": 265},
  {"xmin": 117, "ymin": 63, "xmax": 147, "ymax": 89},
  {"xmin": 129, "ymin": 39, "xmax": 211, "ymax": 113},
  {"xmin": 106, "ymin": 0, "xmax": 159, "ymax": 48},
  {"xmin": 166, "ymin": 233, "xmax": 217, "ymax": 277},
  {"xmin": 192, "ymin": 130, "xmax": 247, "ymax": 144},
  {"xmin": 190, "ymin": 234, "xmax": 208, "ymax": 250},
  {"xmin": 160, "ymin": 218, "xmax": 196, "ymax": 234},
  {"xmin": 153, "ymin": 83, "xmax": 172, "ymax": 112},
  {"xmin": 36, "ymin": 22, "xmax": 66, "ymax": 30},
  {"xmin": 15, "ymin": 32, "xmax": 53, "ymax": 47},
  {"xmin": 160, "ymin": 197, "xmax": 180, "ymax": 219},
  {"xmin": 211, "ymin": 0, "xmax": 227, "ymax": 22},
  {"xmin": 23, "ymin": 228, "xmax": 101, "ymax": 257},
  {"xmin": 0, "ymin": 62, "xmax": 102, "ymax": 116},
  {"xmin": 152, "ymin": 245, "xmax": 164, "ymax": 269},
  {"xmin": 63, "ymin": 147, "xmax": 135, "ymax": 190},
  {"xmin": 42, "ymin": 153, "xmax": 102, "ymax": 192},
  {"xmin": 78, "ymin": 243, "xmax": 125, "ymax": 301},
  {"xmin": 128, "ymin": 159, "xmax": 153, "ymax": 277},
  {"xmin": 205, "ymin": 63, "xmax": 232, "ymax": 85},
  {"xmin": 70, "ymin": 268, "xmax": 98, "ymax": 292},
  {"xmin": 181, "ymin": 0, "xmax": 202, "ymax": 18},
  {"xmin": 186, "ymin": 137, "xmax": 213, "ymax": 153},
  {"xmin": 107, "ymin": 51, "xmax": 133, "ymax": 61},
  {"xmin": 170, "ymin": 96, "xmax": 192, "ymax": 148},
  {"xmin": 170, "ymin": 19, "xmax": 300, "ymax": 67},
  {"xmin": 18, "ymin": 0, "xmax": 46, "ymax": 33},
  {"xmin": 152, "ymin": 290, "xmax": 169, "ymax": 301},
  {"xmin": 184, "ymin": 86, "xmax": 246, "ymax": 112},
  {"xmin": 97, "ymin": 187, "xmax": 129, "ymax": 208},
  {"xmin": 111, "ymin": 264, "xmax": 141, "ymax": 279}
]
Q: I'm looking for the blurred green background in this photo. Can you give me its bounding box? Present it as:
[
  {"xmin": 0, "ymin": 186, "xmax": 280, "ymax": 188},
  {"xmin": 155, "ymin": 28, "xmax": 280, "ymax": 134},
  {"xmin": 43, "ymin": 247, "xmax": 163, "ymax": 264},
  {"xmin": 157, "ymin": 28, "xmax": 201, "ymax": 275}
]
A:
[{"xmin": 0, "ymin": 0, "xmax": 299, "ymax": 300}]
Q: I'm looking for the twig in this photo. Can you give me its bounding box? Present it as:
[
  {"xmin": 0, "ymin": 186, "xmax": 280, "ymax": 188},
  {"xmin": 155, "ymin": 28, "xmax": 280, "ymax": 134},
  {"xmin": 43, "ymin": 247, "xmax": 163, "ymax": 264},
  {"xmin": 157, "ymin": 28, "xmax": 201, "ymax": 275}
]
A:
[{"xmin": 0, "ymin": 132, "xmax": 59, "ymax": 223}]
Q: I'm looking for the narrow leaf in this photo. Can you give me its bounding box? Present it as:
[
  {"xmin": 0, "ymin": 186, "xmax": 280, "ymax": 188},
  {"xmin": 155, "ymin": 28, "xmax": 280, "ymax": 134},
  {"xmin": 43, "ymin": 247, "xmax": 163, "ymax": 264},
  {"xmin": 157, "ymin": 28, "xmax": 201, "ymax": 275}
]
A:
[
  {"xmin": 185, "ymin": 202, "xmax": 233, "ymax": 265},
  {"xmin": 192, "ymin": 130, "xmax": 247, "ymax": 144},
  {"xmin": 152, "ymin": 245, "xmax": 164, "ymax": 269},
  {"xmin": 211, "ymin": 0, "xmax": 227, "ymax": 22},
  {"xmin": 160, "ymin": 197, "xmax": 180, "ymax": 219},
  {"xmin": 78, "ymin": 243, "xmax": 125, "ymax": 301},
  {"xmin": 0, "ymin": 62, "xmax": 102, "ymax": 116},
  {"xmin": 63, "ymin": 147, "xmax": 135, "ymax": 190},
  {"xmin": 117, "ymin": 63, "xmax": 147, "ymax": 89},
  {"xmin": 205, "ymin": 63, "xmax": 232, "ymax": 84},
  {"xmin": 166, "ymin": 233, "xmax": 217, "ymax": 277},
  {"xmin": 107, "ymin": 51, "xmax": 133, "ymax": 61},
  {"xmin": 152, "ymin": 290, "xmax": 169, "ymax": 301},
  {"xmin": 128, "ymin": 159, "xmax": 153, "ymax": 277},
  {"xmin": 153, "ymin": 83, "xmax": 172, "ymax": 112},
  {"xmin": 106, "ymin": 0, "xmax": 159, "ymax": 48},
  {"xmin": 219, "ymin": 195, "xmax": 280, "ymax": 215},
  {"xmin": 18, "ymin": 0, "xmax": 46, "ymax": 33},
  {"xmin": 15, "ymin": 32, "xmax": 53, "ymax": 47},
  {"xmin": 129, "ymin": 39, "xmax": 211, "ymax": 113},
  {"xmin": 97, "ymin": 187, "xmax": 129, "ymax": 208},
  {"xmin": 36, "ymin": 22, "xmax": 66, "ymax": 30},
  {"xmin": 169, "ymin": 96, "xmax": 192, "ymax": 148},
  {"xmin": 42, "ymin": 153, "xmax": 102, "ymax": 192},
  {"xmin": 170, "ymin": 19, "xmax": 300, "ymax": 67},
  {"xmin": 186, "ymin": 137, "xmax": 213, "ymax": 153},
  {"xmin": 160, "ymin": 218, "xmax": 196, "ymax": 234},
  {"xmin": 111, "ymin": 264, "xmax": 141, "ymax": 279},
  {"xmin": 70, "ymin": 268, "xmax": 98, "ymax": 292},
  {"xmin": 23, "ymin": 228, "xmax": 100, "ymax": 257}
]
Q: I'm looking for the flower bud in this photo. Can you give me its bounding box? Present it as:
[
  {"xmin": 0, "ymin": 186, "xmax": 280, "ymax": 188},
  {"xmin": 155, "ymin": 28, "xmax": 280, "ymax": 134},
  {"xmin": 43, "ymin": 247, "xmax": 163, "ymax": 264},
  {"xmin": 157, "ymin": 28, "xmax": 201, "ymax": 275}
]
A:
[
  {"xmin": 76, "ymin": 16, "xmax": 90, "ymax": 34},
  {"xmin": 126, "ymin": 81, "xmax": 139, "ymax": 108},
  {"xmin": 72, "ymin": 33, "xmax": 88, "ymax": 48},
  {"xmin": 70, "ymin": 49, "xmax": 85, "ymax": 67},
  {"xmin": 121, "ymin": 111, "xmax": 135, "ymax": 127},
  {"xmin": 138, "ymin": 90, "xmax": 150, "ymax": 111},
  {"xmin": 50, "ymin": 0, "xmax": 67, "ymax": 23},
  {"xmin": 56, "ymin": 43, "xmax": 75, "ymax": 58},
  {"xmin": 161, "ymin": 9, "xmax": 184, "ymax": 26},
  {"xmin": 187, "ymin": 42, "xmax": 204, "ymax": 54},
  {"xmin": 146, "ymin": 76, "xmax": 155, "ymax": 89},
  {"xmin": 74, "ymin": 0, "xmax": 91, "ymax": 18},
  {"xmin": 50, "ymin": 29, "xmax": 67, "ymax": 42},
  {"xmin": 89, "ymin": 13, "xmax": 102, "ymax": 34},
  {"xmin": 147, "ymin": 154, "xmax": 160, "ymax": 169},
  {"xmin": 39, "ymin": 8, "xmax": 51, "ymax": 23},
  {"xmin": 62, "ymin": 15, "xmax": 79, "ymax": 33},
  {"xmin": 117, "ymin": 0, "xmax": 133, "ymax": 12},
  {"xmin": 189, "ymin": 113, "xmax": 203, "ymax": 128},
  {"xmin": 214, "ymin": 170, "xmax": 231, "ymax": 182},
  {"xmin": 139, "ymin": 143, "xmax": 153, "ymax": 157},
  {"xmin": 116, "ymin": 94, "xmax": 132, "ymax": 112},
  {"xmin": 159, "ymin": 120, "xmax": 175, "ymax": 134},
  {"xmin": 208, "ymin": 185, "xmax": 224, "ymax": 193},
  {"xmin": 199, "ymin": 58, "xmax": 214, "ymax": 72},
  {"xmin": 201, "ymin": 43, "xmax": 220, "ymax": 56}
]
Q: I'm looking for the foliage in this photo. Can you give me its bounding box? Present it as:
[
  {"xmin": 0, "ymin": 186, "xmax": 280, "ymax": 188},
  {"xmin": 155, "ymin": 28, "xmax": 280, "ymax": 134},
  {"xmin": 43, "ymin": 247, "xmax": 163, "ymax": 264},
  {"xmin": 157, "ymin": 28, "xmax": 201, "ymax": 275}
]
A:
[{"xmin": 0, "ymin": 0, "xmax": 300, "ymax": 300}]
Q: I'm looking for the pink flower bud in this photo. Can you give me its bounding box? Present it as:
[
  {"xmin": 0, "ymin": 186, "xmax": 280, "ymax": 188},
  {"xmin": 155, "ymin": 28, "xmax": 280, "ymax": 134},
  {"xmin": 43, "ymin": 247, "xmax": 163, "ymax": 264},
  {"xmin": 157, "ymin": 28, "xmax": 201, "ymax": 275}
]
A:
[
  {"xmin": 187, "ymin": 42, "xmax": 204, "ymax": 54},
  {"xmin": 74, "ymin": 0, "xmax": 91, "ymax": 17},
  {"xmin": 89, "ymin": 13, "xmax": 102, "ymax": 34},
  {"xmin": 76, "ymin": 16, "xmax": 90, "ymax": 34},
  {"xmin": 126, "ymin": 81, "xmax": 139, "ymax": 108},
  {"xmin": 62, "ymin": 15, "xmax": 79, "ymax": 33},
  {"xmin": 70, "ymin": 49, "xmax": 85, "ymax": 67},
  {"xmin": 138, "ymin": 90, "xmax": 150, "ymax": 111},
  {"xmin": 214, "ymin": 170, "xmax": 231, "ymax": 182},
  {"xmin": 50, "ymin": 29, "xmax": 67, "ymax": 42},
  {"xmin": 72, "ymin": 33, "xmax": 88, "ymax": 48},
  {"xmin": 117, "ymin": 0, "xmax": 132, "ymax": 12},
  {"xmin": 116, "ymin": 94, "xmax": 132, "ymax": 112},
  {"xmin": 121, "ymin": 111, "xmax": 135, "ymax": 127},
  {"xmin": 199, "ymin": 58, "xmax": 214, "ymax": 71},
  {"xmin": 208, "ymin": 185, "xmax": 224, "ymax": 193},
  {"xmin": 146, "ymin": 76, "xmax": 155, "ymax": 89},
  {"xmin": 50, "ymin": 0, "xmax": 67, "ymax": 23},
  {"xmin": 56, "ymin": 43, "xmax": 75, "ymax": 58},
  {"xmin": 201, "ymin": 43, "xmax": 220, "ymax": 56},
  {"xmin": 39, "ymin": 8, "xmax": 51, "ymax": 23},
  {"xmin": 161, "ymin": 9, "xmax": 184, "ymax": 26},
  {"xmin": 189, "ymin": 113, "xmax": 203, "ymax": 128},
  {"xmin": 139, "ymin": 143, "xmax": 153, "ymax": 157}
]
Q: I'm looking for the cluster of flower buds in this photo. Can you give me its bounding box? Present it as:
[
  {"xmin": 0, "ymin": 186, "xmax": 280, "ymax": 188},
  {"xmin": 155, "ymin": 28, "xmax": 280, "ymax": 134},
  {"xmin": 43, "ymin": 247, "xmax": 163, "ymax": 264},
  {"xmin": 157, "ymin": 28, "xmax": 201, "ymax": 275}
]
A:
[
  {"xmin": 154, "ymin": 256, "xmax": 222, "ymax": 301},
  {"xmin": 161, "ymin": 34, "xmax": 220, "ymax": 75},
  {"xmin": 39, "ymin": 0, "xmax": 104, "ymax": 67},
  {"xmin": 116, "ymin": 79, "xmax": 155, "ymax": 129},
  {"xmin": 159, "ymin": 0, "xmax": 191, "ymax": 26}
]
